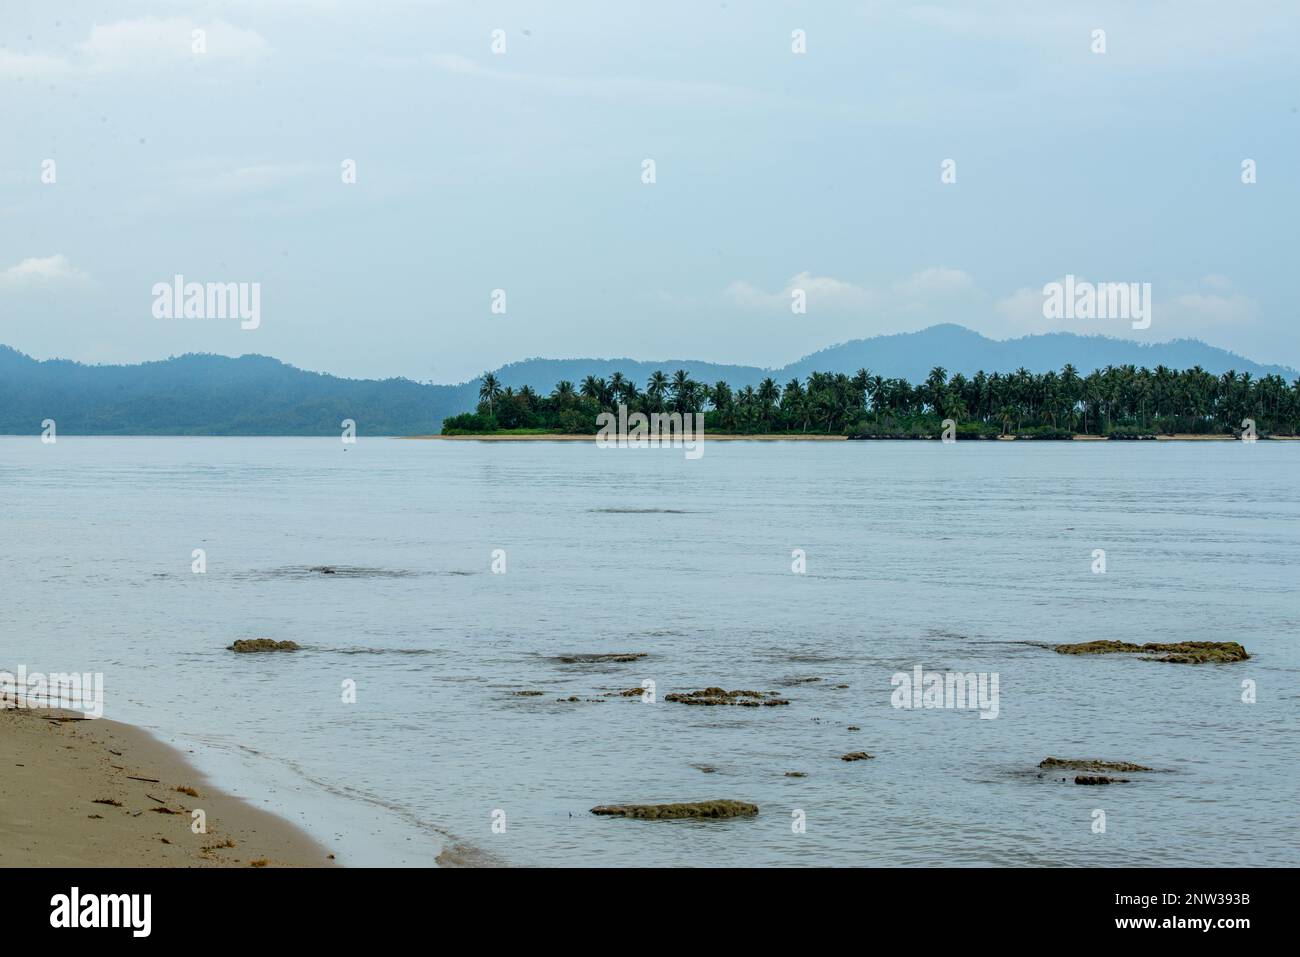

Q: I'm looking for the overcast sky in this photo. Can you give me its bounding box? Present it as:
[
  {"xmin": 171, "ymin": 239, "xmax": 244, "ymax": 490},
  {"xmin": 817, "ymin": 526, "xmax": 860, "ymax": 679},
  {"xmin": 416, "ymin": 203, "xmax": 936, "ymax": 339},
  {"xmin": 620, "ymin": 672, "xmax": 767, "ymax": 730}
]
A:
[{"xmin": 2, "ymin": 1, "xmax": 1297, "ymax": 383}]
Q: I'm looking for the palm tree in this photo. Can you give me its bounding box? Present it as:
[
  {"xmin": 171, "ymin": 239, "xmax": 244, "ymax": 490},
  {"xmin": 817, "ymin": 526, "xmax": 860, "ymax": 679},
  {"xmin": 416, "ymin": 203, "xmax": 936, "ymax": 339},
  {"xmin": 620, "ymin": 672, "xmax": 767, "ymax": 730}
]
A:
[
  {"xmin": 757, "ymin": 377, "xmax": 780, "ymax": 432},
  {"xmin": 551, "ymin": 380, "xmax": 576, "ymax": 408},
  {"xmin": 646, "ymin": 371, "xmax": 669, "ymax": 412},
  {"xmin": 670, "ymin": 369, "xmax": 695, "ymax": 413},
  {"xmin": 478, "ymin": 372, "xmax": 502, "ymax": 415}
]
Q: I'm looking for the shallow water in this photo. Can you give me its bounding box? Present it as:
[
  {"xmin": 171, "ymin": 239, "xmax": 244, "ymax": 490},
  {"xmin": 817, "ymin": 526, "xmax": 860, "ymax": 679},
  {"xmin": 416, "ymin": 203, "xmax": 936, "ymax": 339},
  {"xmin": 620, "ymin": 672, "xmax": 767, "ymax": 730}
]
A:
[{"xmin": 2, "ymin": 436, "xmax": 1296, "ymax": 866}]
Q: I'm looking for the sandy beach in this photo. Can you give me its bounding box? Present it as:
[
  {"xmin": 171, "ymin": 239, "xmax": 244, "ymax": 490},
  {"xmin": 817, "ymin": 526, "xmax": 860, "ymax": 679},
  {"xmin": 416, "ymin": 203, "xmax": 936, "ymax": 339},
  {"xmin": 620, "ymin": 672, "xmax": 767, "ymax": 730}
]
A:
[
  {"xmin": 404, "ymin": 433, "xmax": 848, "ymax": 441},
  {"xmin": 406, "ymin": 433, "xmax": 1293, "ymax": 442},
  {"xmin": 0, "ymin": 705, "xmax": 334, "ymax": 868}
]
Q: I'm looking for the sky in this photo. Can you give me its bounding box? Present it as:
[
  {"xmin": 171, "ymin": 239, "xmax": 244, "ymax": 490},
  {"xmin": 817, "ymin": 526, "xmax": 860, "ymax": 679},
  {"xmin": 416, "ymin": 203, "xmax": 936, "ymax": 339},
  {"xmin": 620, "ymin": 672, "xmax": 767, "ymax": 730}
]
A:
[{"xmin": 1, "ymin": 0, "xmax": 1297, "ymax": 384}]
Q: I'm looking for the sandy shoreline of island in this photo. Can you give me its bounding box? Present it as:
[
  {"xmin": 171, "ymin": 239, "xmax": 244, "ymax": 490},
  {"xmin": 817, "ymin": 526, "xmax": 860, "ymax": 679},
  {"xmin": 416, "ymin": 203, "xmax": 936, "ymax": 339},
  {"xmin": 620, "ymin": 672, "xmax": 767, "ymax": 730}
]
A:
[
  {"xmin": 404, "ymin": 433, "xmax": 1296, "ymax": 442},
  {"xmin": 0, "ymin": 705, "xmax": 336, "ymax": 868},
  {"xmin": 403, "ymin": 433, "xmax": 847, "ymax": 441}
]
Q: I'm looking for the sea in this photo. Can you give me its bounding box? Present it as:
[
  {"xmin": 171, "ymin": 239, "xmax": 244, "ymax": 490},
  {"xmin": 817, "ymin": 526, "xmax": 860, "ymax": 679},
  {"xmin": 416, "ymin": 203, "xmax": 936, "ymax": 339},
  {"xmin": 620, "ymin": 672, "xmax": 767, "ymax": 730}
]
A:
[{"xmin": 2, "ymin": 436, "xmax": 1296, "ymax": 866}]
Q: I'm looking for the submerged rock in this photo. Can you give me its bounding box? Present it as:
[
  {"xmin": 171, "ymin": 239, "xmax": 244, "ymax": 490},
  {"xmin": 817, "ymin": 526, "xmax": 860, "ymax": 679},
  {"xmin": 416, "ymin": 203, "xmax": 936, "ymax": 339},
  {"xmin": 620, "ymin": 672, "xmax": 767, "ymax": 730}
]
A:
[
  {"xmin": 1053, "ymin": 640, "xmax": 1248, "ymax": 663},
  {"xmin": 1039, "ymin": 757, "xmax": 1153, "ymax": 773},
  {"xmin": 510, "ymin": 690, "xmax": 545, "ymax": 697},
  {"xmin": 590, "ymin": 800, "xmax": 758, "ymax": 820},
  {"xmin": 665, "ymin": 687, "xmax": 790, "ymax": 707},
  {"xmin": 556, "ymin": 653, "xmax": 648, "ymax": 664},
  {"xmin": 227, "ymin": 638, "xmax": 301, "ymax": 653},
  {"xmin": 1074, "ymin": 775, "xmax": 1130, "ymax": 785},
  {"xmin": 784, "ymin": 771, "xmax": 807, "ymax": 778},
  {"xmin": 840, "ymin": 751, "xmax": 874, "ymax": 762}
]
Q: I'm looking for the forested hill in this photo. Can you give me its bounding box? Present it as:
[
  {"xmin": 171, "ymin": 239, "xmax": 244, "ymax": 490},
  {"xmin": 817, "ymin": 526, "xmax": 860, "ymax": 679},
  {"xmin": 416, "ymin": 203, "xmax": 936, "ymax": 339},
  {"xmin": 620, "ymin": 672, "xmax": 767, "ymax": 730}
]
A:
[
  {"xmin": 0, "ymin": 347, "xmax": 475, "ymax": 435},
  {"xmin": 0, "ymin": 325, "xmax": 1293, "ymax": 435},
  {"xmin": 490, "ymin": 325, "xmax": 1295, "ymax": 392}
]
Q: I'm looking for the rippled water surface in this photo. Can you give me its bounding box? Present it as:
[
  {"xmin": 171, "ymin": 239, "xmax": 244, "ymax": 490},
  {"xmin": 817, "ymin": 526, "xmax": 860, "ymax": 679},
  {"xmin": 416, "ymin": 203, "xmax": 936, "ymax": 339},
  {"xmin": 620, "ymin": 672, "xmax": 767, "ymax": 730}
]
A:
[{"xmin": 2, "ymin": 437, "xmax": 1296, "ymax": 866}]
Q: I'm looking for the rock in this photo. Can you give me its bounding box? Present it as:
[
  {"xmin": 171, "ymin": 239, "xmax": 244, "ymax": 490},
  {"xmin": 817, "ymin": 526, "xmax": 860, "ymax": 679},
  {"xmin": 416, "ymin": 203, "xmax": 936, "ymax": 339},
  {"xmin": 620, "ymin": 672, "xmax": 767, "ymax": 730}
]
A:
[
  {"xmin": 665, "ymin": 687, "xmax": 790, "ymax": 707},
  {"xmin": 227, "ymin": 638, "xmax": 301, "ymax": 653},
  {"xmin": 840, "ymin": 751, "xmax": 874, "ymax": 762},
  {"xmin": 1074, "ymin": 775, "xmax": 1130, "ymax": 785},
  {"xmin": 557, "ymin": 696, "xmax": 580, "ymax": 702},
  {"xmin": 847, "ymin": 725, "xmax": 861, "ymax": 731},
  {"xmin": 1039, "ymin": 757, "xmax": 1153, "ymax": 773},
  {"xmin": 590, "ymin": 800, "xmax": 758, "ymax": 820},
  {"xmin": 510, "ymin": 690, "xmax": 545, "ymax": 697},
  {"xmin": 1053, "ymin": 640, "xmax": 1248, "ymax": 663},
  {"xmin": 556, "ymin": 653, "xmax": 647, "ymax": 664},
  {"xmin": 604, "ymin": 687, "xmax": 648, "ymax": 698},
  {"xmin": 784, "ymin": 772, "xmax": 806, "ymax": 778}
]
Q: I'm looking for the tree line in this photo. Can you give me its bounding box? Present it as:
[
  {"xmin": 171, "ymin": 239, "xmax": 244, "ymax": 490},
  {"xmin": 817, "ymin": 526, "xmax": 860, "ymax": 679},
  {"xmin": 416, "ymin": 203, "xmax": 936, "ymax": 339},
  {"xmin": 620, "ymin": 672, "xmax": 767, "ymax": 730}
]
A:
[{"xmin": 440, "ymin": 364, "xmax": 1300, "ymax": 437}]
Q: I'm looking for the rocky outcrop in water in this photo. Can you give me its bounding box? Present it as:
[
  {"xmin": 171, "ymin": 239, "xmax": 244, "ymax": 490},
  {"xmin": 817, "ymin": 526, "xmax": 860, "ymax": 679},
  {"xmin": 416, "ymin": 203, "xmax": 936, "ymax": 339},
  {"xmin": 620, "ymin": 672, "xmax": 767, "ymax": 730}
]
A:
[
  {"xmin": 1074, "ymin": 775, "xmax": 1130, "ymax": 785},
  {"xmin": 1053, "ymin": 640, "xmax": 1248, "ymax": 663},
  {"xmin": 1039, "ymin": 757, "xmax": 1153, "ymax": 773},
  {"xmin": 590, "ymin": 800, "xmax": 758, "ymax": 820},
  {"xmin": 665, "ymin": 688, "xmax": 790, "ymax": 707},
  {"xmin": 840, "ymin": 751, "xmax": 874, "ymax": 762},
  {"xmin": 556, "ymin": 653, "xmax": 648, "ymax": 664},
  {"xmin": 227, "ymin": 639, "xmax": 300, "ymax": 653}
]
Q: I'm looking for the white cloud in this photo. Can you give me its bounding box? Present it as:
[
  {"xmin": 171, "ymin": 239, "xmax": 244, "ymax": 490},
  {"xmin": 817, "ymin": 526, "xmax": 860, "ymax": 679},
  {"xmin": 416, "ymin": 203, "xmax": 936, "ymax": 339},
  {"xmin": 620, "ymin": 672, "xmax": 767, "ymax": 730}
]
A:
[
  {"xmin": 76, "ymin": 18, "xmax": 269, "ymax": 71},
  {"xmin": 726, "ymin": 266, "xmax": 979, "ymax": 316},
  {"xmin": 992, "ymin": 276, "xmax": 1256, "ymax": 340},
  {"xmin": 0, "ymin": 50, "xmax": 70, "ymax": 77},
  {"xmin": 0, "ymin": 255, "xmax": 93, "ymax": 290},
  {"xmin": 725, "ymin": 271, "xmax": 880, "ymax": 313},
  {"xmin": 429, "ymin": 54, "xmax": 768, "ymax": 106},
  {"xmin": 892, "ymin": 266, "xmax": 974, "ymax": 301}
]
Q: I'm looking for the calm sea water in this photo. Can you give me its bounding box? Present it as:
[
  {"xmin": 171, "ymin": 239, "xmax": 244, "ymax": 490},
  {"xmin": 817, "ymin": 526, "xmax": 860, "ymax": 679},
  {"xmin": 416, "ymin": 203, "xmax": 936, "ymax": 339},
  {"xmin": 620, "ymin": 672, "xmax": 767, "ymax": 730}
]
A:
[{"xmin": 2, "ymin": 437, "xmax": 1296, "ymax": 867}]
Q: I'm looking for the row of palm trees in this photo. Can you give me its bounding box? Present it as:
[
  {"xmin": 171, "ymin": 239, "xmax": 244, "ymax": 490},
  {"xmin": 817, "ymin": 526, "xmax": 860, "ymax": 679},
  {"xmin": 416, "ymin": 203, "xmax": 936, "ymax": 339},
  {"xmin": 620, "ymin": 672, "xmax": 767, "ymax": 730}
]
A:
[{"xmin": 453, "ymin": 364, "xmax": 1300, "ymax": 436}]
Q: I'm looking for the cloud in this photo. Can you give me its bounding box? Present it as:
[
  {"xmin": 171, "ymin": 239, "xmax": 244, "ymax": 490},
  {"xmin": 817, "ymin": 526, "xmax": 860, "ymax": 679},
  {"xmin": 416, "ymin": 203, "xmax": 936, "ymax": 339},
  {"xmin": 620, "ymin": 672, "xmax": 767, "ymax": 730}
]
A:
[
  {"xmin": 429, "ymin": 54, "xmax": 769, "ymax": 106},
  {"xmin": 993, "ymin": 275, "xmax": 1256, "ymax": 340},
  {"xmin": 892, "ymin": 266, "xmax": 974, "ymax": 302},
  {"xmin": 0, "ymin": 255, "xmax": 93, "ymax": 290},
  {"xmin": 726, "ymin": 266, "xmax": 977, "ymax": 316},
  {"xmin": 75, "ymin": 18, "xmax": 269, "ymax": 71},
  {"xmin": 725, "ymin": 271, "xmax": 880, "ymax": 313},
  {"xmin": 0, "ymin": 50, "xmax": 70, "ymax": 77}
]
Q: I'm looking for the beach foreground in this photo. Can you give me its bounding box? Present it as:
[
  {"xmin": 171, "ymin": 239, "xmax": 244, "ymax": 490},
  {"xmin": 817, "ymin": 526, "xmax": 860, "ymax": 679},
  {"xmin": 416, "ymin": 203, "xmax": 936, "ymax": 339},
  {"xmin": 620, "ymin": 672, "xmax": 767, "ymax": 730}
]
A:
[{"xmin": 0, "ymin": 707, "xmax": 333, "ymax": 868}]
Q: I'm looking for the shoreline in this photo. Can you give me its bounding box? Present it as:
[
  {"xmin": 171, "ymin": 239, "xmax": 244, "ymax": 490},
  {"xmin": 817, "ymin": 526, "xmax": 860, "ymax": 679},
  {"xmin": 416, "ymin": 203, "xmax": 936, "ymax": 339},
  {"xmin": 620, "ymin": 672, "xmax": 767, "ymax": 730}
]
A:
[
  {"xmin": 406, "ymin": 432, "xmax": 1297, "ymax": 442},
  {"xmin": 405, "ymin": 433, "xmax": 847, "ymax": 441},
  {"xmin": 0, "ymin": 705, "xmax": 336, "ymax": 868}
]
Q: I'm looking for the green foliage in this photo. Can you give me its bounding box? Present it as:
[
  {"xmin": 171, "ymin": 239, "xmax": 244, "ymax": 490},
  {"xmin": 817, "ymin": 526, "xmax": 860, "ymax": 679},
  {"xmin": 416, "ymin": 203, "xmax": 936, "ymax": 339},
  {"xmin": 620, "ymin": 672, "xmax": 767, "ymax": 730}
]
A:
[{"xmin": 441, "ymin": 363, "xmax": 1300, "ymax": 438}]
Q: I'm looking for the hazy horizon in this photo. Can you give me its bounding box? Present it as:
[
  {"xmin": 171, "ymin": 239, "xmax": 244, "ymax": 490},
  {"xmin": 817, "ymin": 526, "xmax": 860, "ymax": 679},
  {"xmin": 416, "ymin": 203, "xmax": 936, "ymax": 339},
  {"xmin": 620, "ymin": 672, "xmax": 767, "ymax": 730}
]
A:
[
  {"xmin": 4, "ymin": 1, "xmax": 1298, "ymax": 382},
  {"xmin": 3, "ymin": 321, "xmax": 1297, "ymax": 386}
]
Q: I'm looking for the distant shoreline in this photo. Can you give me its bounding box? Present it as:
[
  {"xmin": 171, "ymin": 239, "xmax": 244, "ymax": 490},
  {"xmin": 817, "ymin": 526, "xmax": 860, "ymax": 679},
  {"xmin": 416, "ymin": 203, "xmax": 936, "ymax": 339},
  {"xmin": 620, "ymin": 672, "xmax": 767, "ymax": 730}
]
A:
[{"xmin": 408, "ymin": 433, "xmax": 1298, "ymax": 442}]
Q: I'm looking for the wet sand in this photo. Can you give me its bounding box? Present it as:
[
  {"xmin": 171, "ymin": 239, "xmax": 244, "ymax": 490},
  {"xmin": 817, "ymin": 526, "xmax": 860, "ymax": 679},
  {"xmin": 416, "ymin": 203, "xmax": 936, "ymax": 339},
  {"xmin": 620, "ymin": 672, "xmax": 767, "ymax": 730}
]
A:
[{"xmin": 0, "ymin": 706, "xmax": 335, "ymax": 867}]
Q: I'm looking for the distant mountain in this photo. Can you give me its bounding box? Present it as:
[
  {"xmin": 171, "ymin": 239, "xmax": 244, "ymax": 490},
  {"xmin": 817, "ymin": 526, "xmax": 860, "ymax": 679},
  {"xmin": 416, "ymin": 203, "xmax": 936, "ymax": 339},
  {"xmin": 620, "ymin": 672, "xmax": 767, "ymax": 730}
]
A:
[
  {"xmin": 1, "ymin": 326, "xmax": 1293, "ymax": 435},
  {"xmin": 0, "ymin": 347, "xmax": 475, "ymax": 436},
  {"xmin": 491, "ymin": 325, "xmax": 1297, "ymax": 392}
]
